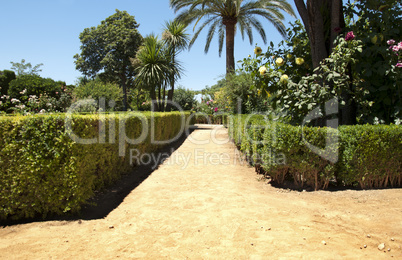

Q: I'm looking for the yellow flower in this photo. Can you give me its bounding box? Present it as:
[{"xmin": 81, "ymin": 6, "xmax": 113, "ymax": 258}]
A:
[
  {"xmin": 275, "ymin": 57, "xmax": 284, "ymax": 66},
  {"xmin": 295, "ymin": 57, "xmax": 304, "ymax": 65},
  {"xmin": 286, "ymin": 54, "xmax": 293, "ymax": 59},
  {"xmin": 257, "ymin": 89, "xmax": 261, "ymax": 95},
  {"xmin": 371, "ymin": 35, "xmax": 378, "ymax": 44},
  {"xmin": 280, "ymin": 74, "xmax": 289, "ymax": 84},
  {"xmin": 259, "ymin": 66, "xmax": 267, "ymax": 75},
  {"xmin": 254, "ymin": 46, "xmax": 262, "ymax": 55}
]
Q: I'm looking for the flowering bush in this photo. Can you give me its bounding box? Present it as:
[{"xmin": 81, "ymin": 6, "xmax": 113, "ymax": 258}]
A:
[
  {"xmin": 0, "ymin": 85, "xmax": 73, "ymax": 115},
  {"xmin": 238, "ymin": 0, "xmax": 402, "ymax": 125},
  {"xmin": 1, "ymin": 74, "xmax": 73, "ymax": 114},
  {"xmin": 195, "ymin": 97, "xmax": 217, "ymax": 115},
  {"xmin": 387, "ymin": 39, "xmax": 402, "ymax": 67}
]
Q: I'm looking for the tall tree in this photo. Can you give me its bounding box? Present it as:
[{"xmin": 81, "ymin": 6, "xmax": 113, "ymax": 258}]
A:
[
  {"xmin": 162, "ymin": 20, "xmax": 190, "ymax": 111},
  {"xmin": 74, "ymin": 10, "xmax": 143, "ymax": 111},
  {"xmin": 133, "ymin": 35, "xmax": 182, "ymax": 111},
  {"xmin": 170, "ymin": 0, "xmax": 295, "ymax": 74}
]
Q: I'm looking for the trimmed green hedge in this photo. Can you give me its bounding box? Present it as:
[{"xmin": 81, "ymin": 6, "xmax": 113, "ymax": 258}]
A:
[
  {"xmin": 229, "ymin": 115, "xmax": 402, "ymax": 190},
  {"xmin": 192, "ymin": 113, "xmax": 229, "ymax": 125},
  {"xmin": 0, "ymin": 112, "xmax": 192, "ymax": 220}
]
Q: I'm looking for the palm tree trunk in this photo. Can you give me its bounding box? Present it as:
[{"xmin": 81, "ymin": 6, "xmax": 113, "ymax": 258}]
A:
[
  {"xmin": 162, "ymin": 84, "xmax": 166, "ymax": 112},
  {"xmin": 224, "ymin": 18, "xmax": 236, "ymax": 74},
  {"xmin": 166, "ymin": 50, "xmax": 175, "ymax": 112}
]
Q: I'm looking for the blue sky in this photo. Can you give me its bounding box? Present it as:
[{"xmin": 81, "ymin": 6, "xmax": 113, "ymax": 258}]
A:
[{"xmin": 0, "ymin": 0, "xmax": 297, "ymax": 91}]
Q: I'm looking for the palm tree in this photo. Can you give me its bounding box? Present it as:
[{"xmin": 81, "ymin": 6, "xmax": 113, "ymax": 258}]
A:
[
  {"xmin": 162, "ymin": 20, "xmax": 190, "ymax": 111},
  {"xmin": 133, "ymin": 34, "xmax": 182, "ymax": 111},
  {"xmin": 170, "ymin": 0, "xmax": 296, "ymax": 74}
]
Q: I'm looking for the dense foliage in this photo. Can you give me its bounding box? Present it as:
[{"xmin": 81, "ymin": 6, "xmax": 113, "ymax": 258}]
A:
[
  {"xmin": 73, "ymin": 78, "xmax": 123, "ymax": 111},
  {"xmin": 230, "ymin": 115, "xmax": 402, "ymax": 190},
  {"xmin": 0, "ymin": 112, "xmax": 192, "ymax": 221},
  {"xmin": 172, "ymin": 86, "xmax": 196, "ymax": 111}
]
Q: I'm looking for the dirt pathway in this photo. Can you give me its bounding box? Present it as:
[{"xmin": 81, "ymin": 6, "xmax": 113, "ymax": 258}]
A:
[{"xmin": 1, "ymin": 125, "xmax": 401, "ymax": 259}]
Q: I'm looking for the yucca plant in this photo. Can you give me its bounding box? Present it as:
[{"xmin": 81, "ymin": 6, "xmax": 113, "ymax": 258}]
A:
[
  {"xmin": 133, "ymin": 34, "xmax": 182, "ymax": 111},
  {"xmin": 162, "ymin": 20, "xmax": 190, "ymax": 111}
]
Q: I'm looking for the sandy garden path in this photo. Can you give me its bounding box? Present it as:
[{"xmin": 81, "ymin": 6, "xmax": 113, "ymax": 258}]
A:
[{"xmin": 0, "ymin": 125, "xmax": 401, "ymax": 259}]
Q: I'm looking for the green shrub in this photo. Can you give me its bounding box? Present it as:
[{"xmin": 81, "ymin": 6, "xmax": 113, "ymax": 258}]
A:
[
  {"xmin": 193, "ymin": 113, "xmax": 228, "ymax": 125},
  {"xmin": 8, "ymin": 75, "xmax": 63, "ymax": 99},
  {"xmin": 0, "ymin": 112, "xmax": 191, "ymax": 220},
  {"xmin": 73, "ymin": 78, "xmax": 124, "ymax": 111},
  {"xmin": 229, "ymin": 115, "xmax": 402, "ymax": 190},
  {"xmin": 338, "ymin": 125, "xmax": 402, "ymax": 188},
  {"xmin": 0, "ymin": 70, "xmax": 16, "ymax": 96}
]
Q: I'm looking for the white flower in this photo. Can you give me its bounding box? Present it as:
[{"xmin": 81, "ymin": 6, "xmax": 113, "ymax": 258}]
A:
[
  {"xmin": 20, "ymin": 89, "xmax": 27, "ymax": 95},
  {"xmin": 39, "ymin": 109, "xmax": 46, "ymax": 114},
  {"xmin": 11, "ymin": 98, "xmax": 20, "ymax": 103}
]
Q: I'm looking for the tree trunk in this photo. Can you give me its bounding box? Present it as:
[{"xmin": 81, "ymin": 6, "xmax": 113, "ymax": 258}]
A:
[
  {"xmin": 330, "ymin": 0, "xmax": 344, "ymax": 51},
  {"xmin": 294, "ymin": 0, "xmax": 344, "ymax": 69},
  {"xmin": 306, "ymin": 0, "xmax": 329, "ymax": 68},
  {"xmin": 150, "ymin": 86, "xmax": 158, "ymax": 112},
  {"xmin": 119, "ymin": 73, "xmax": 128, "ymax": 111},
  {"xmin": 223, "ymin": 17, "xmax": 236, "ymax": 74},
  {"xmin": 294, "ymin": 0, "xmax": 310, "ymax": 37},
  {"xmin": 161, "ymin": 84, "xmax": 166, "ymax": 112},
  {"xmin": 166, "ymin": 48, "xmax": 176, "ymax": 112}
]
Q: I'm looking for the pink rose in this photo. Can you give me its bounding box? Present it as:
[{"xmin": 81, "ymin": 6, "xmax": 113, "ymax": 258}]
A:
[
  {"xmin": 387, "ymin": 39, "xmax": 395, "ymax": 45},
  {"xmin": 345, "ymin": 31, "xmax": 355, "ymax": 41}
]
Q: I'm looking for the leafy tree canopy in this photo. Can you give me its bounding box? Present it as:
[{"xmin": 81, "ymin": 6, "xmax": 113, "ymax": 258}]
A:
[
  {"xmin": 74, "ymin": 9, "xmax": 143, "ymax": 79},
  {"xmin": 10, "ymin": 59, "xmax": 43, "ymax": 76},
  {"xmin": 74, "ymin": 9, "xmax": 143, "ymax": 110}
]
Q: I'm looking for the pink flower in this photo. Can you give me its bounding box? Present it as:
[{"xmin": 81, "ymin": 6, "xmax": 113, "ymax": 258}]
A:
[
  {"xmin": 214, "ymin": 107, "xmax": 218, "ymax": 112},
  {"xmin": 387, "ymin": 39, "xmax": 395, "ymax": 45},
  {"xmin": 392, "ymin": 45, "xmax": 400, "ymax": 52},
  {"xmin": 56, "ymin": 92, "xmax": 59, "ymax": 94},
  {"xmin": 396, "ymin": 63, "xmax": 402, "ymax": 68},
  {"xmin": 206, "ymin": 101, "xmax": 209, "ymax": 105},
  {"xmin": 345, "ymin": 31, "xmax": 355, "ymax": 41}
]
